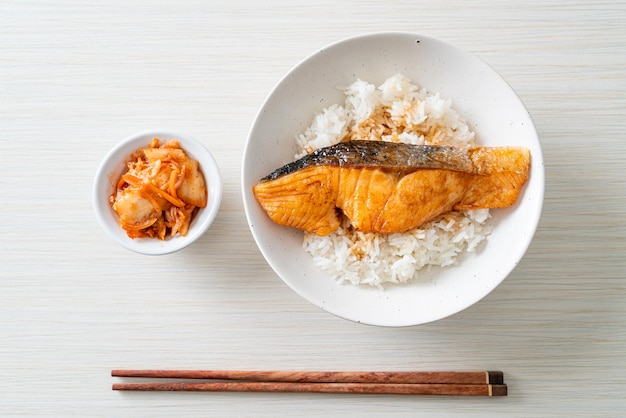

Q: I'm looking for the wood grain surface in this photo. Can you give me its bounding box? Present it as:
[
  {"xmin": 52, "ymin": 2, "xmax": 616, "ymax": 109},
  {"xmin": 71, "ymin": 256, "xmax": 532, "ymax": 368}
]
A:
[{"xmin": 1, "ymin": 0, "xmax": 625, "ymax": 416}]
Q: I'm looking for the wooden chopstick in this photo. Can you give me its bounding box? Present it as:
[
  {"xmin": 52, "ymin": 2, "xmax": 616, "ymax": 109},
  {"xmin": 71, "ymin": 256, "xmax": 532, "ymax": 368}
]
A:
[
  {"xmin": 112, "ymin": 369, "xmax": 502, "ymax": 384},
  {"xmin": 112, "ymin": 381, "xmax": 506, "ymax": 396},
  {"xmin": 111, "ymin": 370, "xmax": 506, "ymax": 396}
]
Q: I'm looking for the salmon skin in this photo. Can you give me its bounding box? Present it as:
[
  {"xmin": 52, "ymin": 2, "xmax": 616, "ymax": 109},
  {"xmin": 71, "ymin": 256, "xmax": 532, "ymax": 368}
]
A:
[
  {"xmin": 254, "ymin": 140, "xmax": 530, "ymax": 236},
  {"xmin": 260, "ymin": 141, "xmax": 475, "ymax": 181}
]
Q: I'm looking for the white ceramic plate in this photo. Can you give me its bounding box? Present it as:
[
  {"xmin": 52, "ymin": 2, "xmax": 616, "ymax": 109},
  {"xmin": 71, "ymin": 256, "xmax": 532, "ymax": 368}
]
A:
[{"xmin": 242, "ymin": 33, "xmax": 544, "ymax": 327}]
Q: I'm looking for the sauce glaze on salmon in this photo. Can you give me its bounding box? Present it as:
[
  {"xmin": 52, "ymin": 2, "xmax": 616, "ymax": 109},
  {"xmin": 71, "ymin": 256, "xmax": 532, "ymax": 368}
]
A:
[{"xmin": 253, "ymin": 140, "xmax": 530, "ymax": 236}]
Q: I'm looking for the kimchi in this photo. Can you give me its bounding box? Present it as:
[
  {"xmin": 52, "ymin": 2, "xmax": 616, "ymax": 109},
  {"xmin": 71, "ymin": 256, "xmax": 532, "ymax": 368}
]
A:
[{"xmin": 110, "ymin": 138, "xmax": 207, "ymax": 240}]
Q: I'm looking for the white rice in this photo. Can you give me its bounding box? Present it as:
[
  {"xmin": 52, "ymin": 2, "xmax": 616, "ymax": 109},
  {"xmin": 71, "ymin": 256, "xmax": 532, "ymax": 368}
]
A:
[{"xmin": 296, "ymin": 74, "xmax": 492, "ymax": 288}]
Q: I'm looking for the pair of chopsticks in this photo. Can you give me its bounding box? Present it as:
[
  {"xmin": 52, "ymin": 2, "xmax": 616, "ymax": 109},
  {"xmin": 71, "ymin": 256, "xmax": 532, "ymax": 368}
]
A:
[{"xmin": 112, "ymin": 370, "xmax": 507, "ymax": 396}]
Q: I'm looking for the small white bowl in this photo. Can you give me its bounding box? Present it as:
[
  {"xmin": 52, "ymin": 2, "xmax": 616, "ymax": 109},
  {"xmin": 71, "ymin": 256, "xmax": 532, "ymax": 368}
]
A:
[
  {"xmin": 93, "ymin": 129, "xmax": 222, "ymax": 255},
  {"xmin": 243, "ymin": 32, "xmax": 544, "ymax": 326}
]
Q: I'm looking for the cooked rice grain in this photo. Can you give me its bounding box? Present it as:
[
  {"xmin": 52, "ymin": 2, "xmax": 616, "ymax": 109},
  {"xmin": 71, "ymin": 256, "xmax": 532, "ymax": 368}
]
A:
[{"xmin": 297, "ymin": 74, "xmax": 492, "ymax": 288}]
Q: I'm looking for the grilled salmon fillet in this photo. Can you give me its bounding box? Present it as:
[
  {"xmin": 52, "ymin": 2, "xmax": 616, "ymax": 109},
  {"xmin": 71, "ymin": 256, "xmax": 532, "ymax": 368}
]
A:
[{"xmin": 253, "ymin": 141, "xmax": 530, "ymax": 236}]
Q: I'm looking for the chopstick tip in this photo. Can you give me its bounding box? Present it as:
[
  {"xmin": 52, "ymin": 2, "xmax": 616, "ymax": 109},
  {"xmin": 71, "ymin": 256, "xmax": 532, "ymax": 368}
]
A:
[
  {"xmin": 487, "ymin": 371, "xmax": 504, "ymax": 385},
  {"xmin": 490, "ymin": 384, "xmax": 508, "ymax": 396}
]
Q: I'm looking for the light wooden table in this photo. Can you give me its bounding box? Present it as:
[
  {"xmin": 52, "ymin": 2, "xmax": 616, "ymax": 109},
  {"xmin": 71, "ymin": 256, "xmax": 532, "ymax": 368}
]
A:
[{"xmin": 2, "ymin": 1, "xmax": 625, "ymax": 416}]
